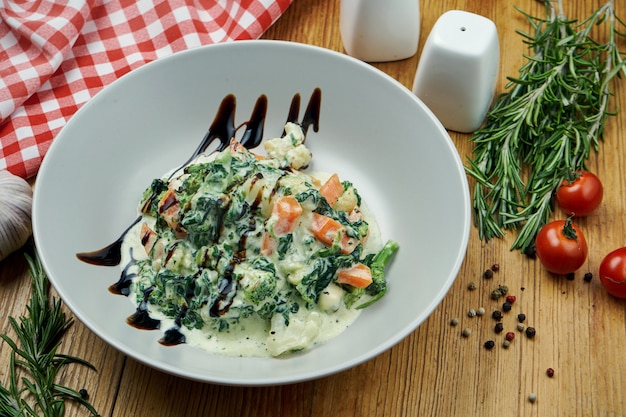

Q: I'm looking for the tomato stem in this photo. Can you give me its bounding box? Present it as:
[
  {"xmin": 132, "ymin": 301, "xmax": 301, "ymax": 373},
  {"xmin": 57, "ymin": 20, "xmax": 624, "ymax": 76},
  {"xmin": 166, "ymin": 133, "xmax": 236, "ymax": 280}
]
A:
[
  {"xmin": 562, "ymin": 218, "xmax": 578, "ymax": 240},
  {"xmin": 563, "ymin": 169, "xmax": 582, "ymax": 184}
]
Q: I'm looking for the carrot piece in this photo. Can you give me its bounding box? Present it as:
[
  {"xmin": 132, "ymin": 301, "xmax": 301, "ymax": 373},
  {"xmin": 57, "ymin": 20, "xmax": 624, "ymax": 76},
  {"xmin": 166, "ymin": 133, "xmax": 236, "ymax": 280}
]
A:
[
  {"xmin": 310, "ymin": 212, "xmax": 343, "ymax": 245},
  {"xmin": 271, "ymin": 195, "xmax": 303, "ymax": 235},
  {"xmin": 349, "ymin": 206, "xmax": 363, "ymax": 222},
  {"xmin": 319, "ymin": 173, "xmax": 343, "ymax": 206},
  {"xmin": 348, "ymin": 206, "xmax": 369, "ymax": 244},
  {"xmin": 139, "ymin": 223, "xmax": 165, "ymax": 259},
  {"xmin": 229, "ymin": 139, "xmax": 248, "ymax": 154},
  {"xmin": 261, "ymin": 231, "xmax": 276, "ymax": 256},
  {"xmin": 305, "ymin": 173, "xmax": 322, "ymax": 187},
  {"xmin": 140, "ymin": 223, "xmax": 158, "ymax": 256},
  {"xmin": 309, "ymin": 212, "xmax": 358, "ymax": 254},
  {"xmin": 157, "ymin": 188, "xmax": 186, "ymax": 237},
  {"xmin": 337, "ymin": 263, "xmax": 373, "ymax": 288}
]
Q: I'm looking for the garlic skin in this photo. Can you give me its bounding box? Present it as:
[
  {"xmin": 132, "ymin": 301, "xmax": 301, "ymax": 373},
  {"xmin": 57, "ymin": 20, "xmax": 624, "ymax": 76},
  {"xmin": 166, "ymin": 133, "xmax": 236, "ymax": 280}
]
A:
[{"xmin": 0, "ymin": 170, "xmax": 33, "ymax": 261}]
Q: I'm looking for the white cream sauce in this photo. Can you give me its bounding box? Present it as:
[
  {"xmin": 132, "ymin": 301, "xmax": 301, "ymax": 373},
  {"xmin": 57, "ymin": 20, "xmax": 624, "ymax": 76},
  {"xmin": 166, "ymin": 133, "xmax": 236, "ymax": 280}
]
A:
[{"xmin": 121, "ymin": 163, "xmax": 382, "ymax": 358}]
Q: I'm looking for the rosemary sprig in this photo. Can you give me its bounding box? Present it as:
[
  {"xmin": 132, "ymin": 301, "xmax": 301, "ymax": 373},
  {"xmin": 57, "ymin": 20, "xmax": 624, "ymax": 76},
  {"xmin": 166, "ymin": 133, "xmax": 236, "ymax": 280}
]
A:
[
  {"xmin": 0, "ymin": 249, "xmax": 99, "ymax": 417},
  {"xmin": 466, "ymin": 0, "xmax": 626, "ymax": 253}
]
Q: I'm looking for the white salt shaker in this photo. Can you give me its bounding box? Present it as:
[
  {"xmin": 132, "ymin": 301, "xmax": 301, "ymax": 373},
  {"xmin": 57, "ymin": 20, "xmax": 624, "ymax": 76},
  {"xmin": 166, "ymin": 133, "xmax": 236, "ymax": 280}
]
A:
[
  {"xmin": 412, "ymin": 10, "xmax": 499, "ymax": 132},
  {"xmin": 340, "ymin": 0, "xmax": 420, "ymax": 62}
]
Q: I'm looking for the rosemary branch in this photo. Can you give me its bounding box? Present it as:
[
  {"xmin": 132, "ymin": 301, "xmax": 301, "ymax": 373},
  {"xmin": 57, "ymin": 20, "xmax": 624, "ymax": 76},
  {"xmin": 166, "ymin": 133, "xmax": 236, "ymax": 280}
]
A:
[
  {"xmin": 466, "ymin": 0, "xmax": 626, "ymax": 253},
  {"xmin": 0, "ymin": 248, "xmax": 99, "ymax": 417}
]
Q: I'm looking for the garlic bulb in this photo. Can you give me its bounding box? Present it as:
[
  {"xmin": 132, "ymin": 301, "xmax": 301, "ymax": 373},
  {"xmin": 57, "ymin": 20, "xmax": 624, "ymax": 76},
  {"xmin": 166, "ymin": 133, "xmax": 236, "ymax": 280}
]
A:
[{"xmin": 0, "ymin": 170, "xmax": 33, "ymax": 261}]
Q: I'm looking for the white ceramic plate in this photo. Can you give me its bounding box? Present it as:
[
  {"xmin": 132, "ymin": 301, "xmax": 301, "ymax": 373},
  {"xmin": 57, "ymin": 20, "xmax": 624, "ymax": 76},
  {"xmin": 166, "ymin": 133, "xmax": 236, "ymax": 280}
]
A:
[{"xmin": 33, "ymin": 40, "xmax": 470, "ymax": 386}]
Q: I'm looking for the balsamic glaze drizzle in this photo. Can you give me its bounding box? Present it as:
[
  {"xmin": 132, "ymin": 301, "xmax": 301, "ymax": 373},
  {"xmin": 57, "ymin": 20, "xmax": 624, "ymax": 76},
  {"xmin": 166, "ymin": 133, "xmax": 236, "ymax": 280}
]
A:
[
  {"xmin": 209, "ymin": 264, "xmax": 235, "ymax": 317},
  {"xmin": 108, "ymin": 247, "xmax": 137, "ymax": 296},
  {"xmin": 76, "ymin": 89, "xmax": 322, "ymax": 346},
  {"xmin": 157, "ymin": 305, "xmax": 188, "ymax": 346},
  {"xmin": 76, "ymin": 217, "xmax": 140, "ymax": 267},
  {"xmin": 127, "ymin": 287, "xmax": 161, "ymax": 330}
]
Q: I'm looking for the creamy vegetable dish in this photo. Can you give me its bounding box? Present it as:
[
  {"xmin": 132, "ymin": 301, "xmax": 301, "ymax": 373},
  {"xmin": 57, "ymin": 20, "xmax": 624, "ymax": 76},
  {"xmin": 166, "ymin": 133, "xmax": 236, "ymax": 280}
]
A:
[{"xmin": 122, "ymin": 123, "xmax": 398, "ymax": 357}]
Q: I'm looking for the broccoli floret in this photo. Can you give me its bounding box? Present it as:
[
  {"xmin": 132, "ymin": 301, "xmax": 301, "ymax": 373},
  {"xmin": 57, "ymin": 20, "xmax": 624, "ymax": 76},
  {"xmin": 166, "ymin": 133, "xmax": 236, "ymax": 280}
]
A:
[
  {"xmin": 180, "ymin": 162, "xmax": 213, "ymax": 198},
  {"xmin": 139, "ymin": 179, "xmax": 168, "ymax": 216},
  {"xmin": 356, "ymin": 240, "xmax": 399, "ymax": 309},
  {"xmin": 237, "ymin": 264, "xmax": 277, "ymax": 305}
]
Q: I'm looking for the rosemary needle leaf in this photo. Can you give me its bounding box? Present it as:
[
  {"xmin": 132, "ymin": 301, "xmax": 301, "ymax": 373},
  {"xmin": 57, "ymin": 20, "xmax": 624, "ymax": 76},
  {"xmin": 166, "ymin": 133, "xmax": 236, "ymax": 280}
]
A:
[
  {"xmin": 466, "ymin": 1, "xmax": 626, "ymax": 252},
  {"xmin": 52, "ymin": 385, "xmax": 99, "ymax": 416},
  {"xmin": 0, "ymin": 247, "xmax": 99, "ymax": 417}
]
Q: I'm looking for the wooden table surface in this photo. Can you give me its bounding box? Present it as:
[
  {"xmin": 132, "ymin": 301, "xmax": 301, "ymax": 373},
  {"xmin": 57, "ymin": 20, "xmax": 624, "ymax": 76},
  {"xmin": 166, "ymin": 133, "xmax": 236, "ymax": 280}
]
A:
[{"xmin": 2, "ymin": 0, "xmax": 626, "ymax": 416}]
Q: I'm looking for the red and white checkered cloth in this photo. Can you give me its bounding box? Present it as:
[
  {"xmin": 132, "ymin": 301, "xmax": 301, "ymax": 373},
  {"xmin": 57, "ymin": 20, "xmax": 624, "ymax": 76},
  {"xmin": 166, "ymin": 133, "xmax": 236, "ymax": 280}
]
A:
[{"xmin": 0, "ymin": 0, "xmax": 293, "ymax": 179}]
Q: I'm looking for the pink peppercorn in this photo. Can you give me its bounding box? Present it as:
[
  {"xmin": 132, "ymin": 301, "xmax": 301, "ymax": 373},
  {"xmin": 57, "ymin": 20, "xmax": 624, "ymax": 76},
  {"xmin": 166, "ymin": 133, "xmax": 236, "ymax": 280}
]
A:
[
  {"xmin": 547, "ymin": 368, "xmax": 555, "ymax": 377},
  {"xmin": 506, "ymin": 295, "xmax": 516, "ymax": 304},
  {"xmin": 505, "ymin": 332, "xmax": 515, "ymax": 342}
]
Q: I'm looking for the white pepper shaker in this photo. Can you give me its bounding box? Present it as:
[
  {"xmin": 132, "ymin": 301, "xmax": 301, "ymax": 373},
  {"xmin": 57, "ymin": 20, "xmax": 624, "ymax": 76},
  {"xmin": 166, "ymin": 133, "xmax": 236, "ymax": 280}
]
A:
[
  {"xmin": 340, "ymin": 0, "xmax": 420, "ymax": 62},
  {"xmin": 412, "ymin": 10, "xmax": 499, "ymax": 132}
]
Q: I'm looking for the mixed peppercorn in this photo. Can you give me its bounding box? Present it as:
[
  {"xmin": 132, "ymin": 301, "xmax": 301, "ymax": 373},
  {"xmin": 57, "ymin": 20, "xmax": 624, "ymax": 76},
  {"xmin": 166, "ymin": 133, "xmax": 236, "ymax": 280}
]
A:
[
  {"xmin": 449, "ymin": 262, "xmax": 550, "ymax": 404},
  {"xmin": 451, "ymin": 264, "xmax": 536, "ymax": 349},
  {"xmin": 449, "ymin": 262, "xmax": 591, "ymax": 403}
]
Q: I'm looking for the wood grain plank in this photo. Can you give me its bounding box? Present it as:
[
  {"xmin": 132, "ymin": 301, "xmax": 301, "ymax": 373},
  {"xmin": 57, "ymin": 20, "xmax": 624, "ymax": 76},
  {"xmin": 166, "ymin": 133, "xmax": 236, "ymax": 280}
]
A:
[{"xmin": 1, "ymin": 1, "xmax": 625, "ymax": 416}]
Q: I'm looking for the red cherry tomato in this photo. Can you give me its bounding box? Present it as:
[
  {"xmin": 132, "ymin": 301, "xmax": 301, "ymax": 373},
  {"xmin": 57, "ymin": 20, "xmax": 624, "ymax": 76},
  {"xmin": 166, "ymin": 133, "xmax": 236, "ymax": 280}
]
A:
[
  {"xmin": 599, "ymin": 247, "xmax": 626, "ymax": 299},
  {"xmin": 555, "ymin": 170, "xmax": 603, "ymax": 216},
  {"xmin": 535, "ymin": 219, "xmax": 588, "ymax": 274}
]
